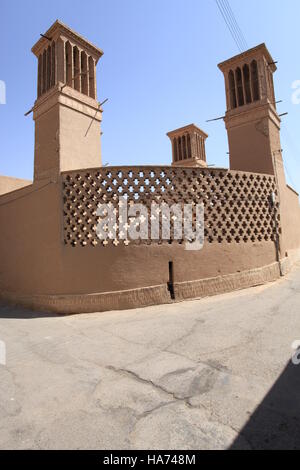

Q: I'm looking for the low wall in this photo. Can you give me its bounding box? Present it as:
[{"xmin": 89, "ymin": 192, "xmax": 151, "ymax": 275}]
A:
[
  {"xmin": 0, "ymin": 175, "xmax": 32, "ymax": 196},
  {"xmin": 273, "ymin": 157, "xmax": 300, "ymax": 254},
  {"xmin": 0, "ymin": 165, "xmax": 298, "ymax": 314},
  {"xmin": 280, "ymin": 185, "xmax": 300, "ymax": 251}
]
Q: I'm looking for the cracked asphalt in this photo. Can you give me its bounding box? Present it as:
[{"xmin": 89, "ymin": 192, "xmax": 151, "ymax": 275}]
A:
[{"xmin": 1, "ymin": 263, "xmax": 300, "ymax": 449}]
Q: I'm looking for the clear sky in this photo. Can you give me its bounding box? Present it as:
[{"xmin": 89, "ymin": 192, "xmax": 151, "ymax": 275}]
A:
[{"xmin": 1, "ymin": 0, "xmax": 299, "ymax": 192}]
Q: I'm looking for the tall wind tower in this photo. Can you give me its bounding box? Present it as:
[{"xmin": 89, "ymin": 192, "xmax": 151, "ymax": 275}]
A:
[
  {"xmin": 218, "ymin": 44, "xmax": 283, "ymax": 178},
  {"xmin": 31, "ymin": 20, "xmax": 103, "ymax": 181}
]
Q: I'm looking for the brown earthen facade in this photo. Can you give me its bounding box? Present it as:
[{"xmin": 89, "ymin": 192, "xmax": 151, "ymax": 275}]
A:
[
  {"xmin": 0, "ymin": 22, "xmax": 299, "ymax": 314},
  {"xmin": 0, "ymin": 175, "xmax": 32, "ymax": 196}
]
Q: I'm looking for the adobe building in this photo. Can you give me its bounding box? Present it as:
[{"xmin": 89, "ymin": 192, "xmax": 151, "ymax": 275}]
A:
[{"xmin": 0, "ymin": 21, "xmax": 300, "ymax": 314}]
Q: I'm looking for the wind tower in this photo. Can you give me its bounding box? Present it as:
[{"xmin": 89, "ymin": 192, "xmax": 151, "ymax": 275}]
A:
[
  {"xmin": 31, "ymin": 20, "xmax": 103, "ymax": 181},
  {"xmin": 167, "ymin": 124, "xmax": 208, "ymax": 168},
  {"xmin": 218, "ymin": 44, "xmax": 284, "ymax": 178}
]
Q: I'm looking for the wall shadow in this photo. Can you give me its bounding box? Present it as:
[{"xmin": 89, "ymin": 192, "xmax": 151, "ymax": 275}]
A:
[
  {"xmin": 0, "ymin": 302, "xmax": 58, "ymax": 319},
  {"xmin": 231, "ymin": 361, "xmax": 300, "ymax": 449}
]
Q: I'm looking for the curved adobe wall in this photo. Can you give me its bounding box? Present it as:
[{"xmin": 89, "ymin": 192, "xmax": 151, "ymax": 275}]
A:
[
  {"xmin": 0, "ymin": 166, "xmax": 283, "ymax": 313},
  {"xmin": 63, "ymin": 166, "xmax": 279, "ymax": 247}
]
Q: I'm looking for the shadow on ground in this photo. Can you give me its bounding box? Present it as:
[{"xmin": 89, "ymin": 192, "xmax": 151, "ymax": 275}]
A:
[
  {"xmin": 231, "ymin": 361, "xmax": 300, "ymax": 449},
  {"xmin": 0, "ymin": 303, "xmax": 58, "ymax": 319}
]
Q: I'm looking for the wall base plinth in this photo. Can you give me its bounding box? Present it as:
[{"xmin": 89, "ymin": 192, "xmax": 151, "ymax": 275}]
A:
[
  {"xmin": 174, "ymin": 262, "xmax": 281, "ymax": 301},
  {"xmin": 2, "ymin": 256, "xmax": 299, "ymax": 315}
]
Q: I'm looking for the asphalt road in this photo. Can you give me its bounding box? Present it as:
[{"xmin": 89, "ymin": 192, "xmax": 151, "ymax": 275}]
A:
[{"xmin": 1, "ymin": 263, "xmax": 300, "ymax": 450}]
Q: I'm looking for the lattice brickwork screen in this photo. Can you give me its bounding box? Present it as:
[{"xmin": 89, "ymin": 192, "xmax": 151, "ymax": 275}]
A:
[{"xmin": 62, "ymin": 167, "xmax": 280, "ymax": 247}]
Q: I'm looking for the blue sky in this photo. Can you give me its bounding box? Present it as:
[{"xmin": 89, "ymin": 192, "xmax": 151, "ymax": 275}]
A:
[{"xmin": 1, "ymin": 0, "xmax": 300, "ymax": 192}]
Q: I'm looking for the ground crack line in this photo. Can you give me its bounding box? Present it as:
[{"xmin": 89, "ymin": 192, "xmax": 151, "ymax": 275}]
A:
[{"xmin": 106, "ymin": 365, "xmax": 195, "ymax": 405}]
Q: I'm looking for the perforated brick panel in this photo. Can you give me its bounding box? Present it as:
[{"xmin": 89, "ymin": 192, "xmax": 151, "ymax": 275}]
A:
[{"xmin": 62, "ymin": 167, "xmax": 280, "ymax": 247}]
